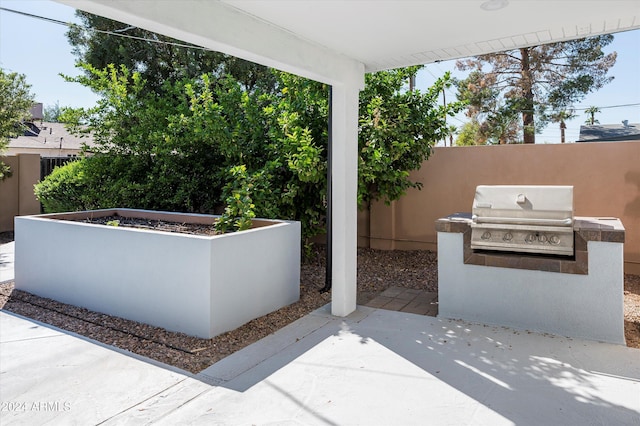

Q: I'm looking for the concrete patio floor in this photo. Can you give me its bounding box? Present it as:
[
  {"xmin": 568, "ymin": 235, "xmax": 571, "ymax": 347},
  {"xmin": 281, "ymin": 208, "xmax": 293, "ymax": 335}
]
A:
[
  {"xmin": 1, "ymin": 302, "xmax": 639, "ymax": 425},
  {"xmin": 0, "ymin": 241, "xmax": 14, "ymax": 284}
]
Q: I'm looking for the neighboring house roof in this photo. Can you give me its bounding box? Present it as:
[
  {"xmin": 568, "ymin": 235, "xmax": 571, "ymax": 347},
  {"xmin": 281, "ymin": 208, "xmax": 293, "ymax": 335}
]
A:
[
  {"xmin": 8, "ymin": 122, "xmax": 94, "ymax": 152},
  {"xmin": 577, "ymin": 122, "xmax": 640, "ymax": 142}
]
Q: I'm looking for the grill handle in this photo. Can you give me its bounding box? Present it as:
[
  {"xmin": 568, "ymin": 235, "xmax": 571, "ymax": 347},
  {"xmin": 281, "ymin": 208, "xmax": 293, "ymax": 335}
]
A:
[{"xmin": 472, "ymin": 216, "xmax": 573, "ymax": 227}]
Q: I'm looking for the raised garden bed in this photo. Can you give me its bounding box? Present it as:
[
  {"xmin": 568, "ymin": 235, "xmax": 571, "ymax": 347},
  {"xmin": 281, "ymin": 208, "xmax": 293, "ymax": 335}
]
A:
[{"xmin": 14, "ymin": 208, "xmax": 300, "ymax": 338}]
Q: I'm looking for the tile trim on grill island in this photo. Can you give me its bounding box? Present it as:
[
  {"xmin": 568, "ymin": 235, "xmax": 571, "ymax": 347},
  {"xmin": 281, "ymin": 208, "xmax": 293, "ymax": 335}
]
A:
[{"xmin": 436, "ymin": 214, "xmax": 625, "ymax": 275}]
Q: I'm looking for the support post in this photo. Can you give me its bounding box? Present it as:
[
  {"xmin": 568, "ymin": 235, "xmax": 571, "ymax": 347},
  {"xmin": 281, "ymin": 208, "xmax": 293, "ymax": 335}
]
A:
[{"xmin": 330, "ymin": 83, "xmax": 360, "ymax": 317}]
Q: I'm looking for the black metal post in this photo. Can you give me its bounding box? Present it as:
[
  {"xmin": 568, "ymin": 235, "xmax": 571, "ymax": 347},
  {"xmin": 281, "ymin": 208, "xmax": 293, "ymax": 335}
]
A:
[{"xmin": 320, "ymin": 86, "xmax": 333, "ymax": 293}]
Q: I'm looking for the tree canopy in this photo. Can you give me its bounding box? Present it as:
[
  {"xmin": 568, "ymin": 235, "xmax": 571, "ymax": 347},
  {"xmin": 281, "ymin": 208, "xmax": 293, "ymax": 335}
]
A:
[
  {"xmin": 48, "ymin": 11, "xmax": 463, "ymax": 242},
  {"xmin": 37, "ymin": 64, "xmax": 461, "ymax": 241},
  {"xmin": 584, "ymin": 106, "xmax": 601, "ymax": 125},
  {"xmin": 0, "ymin": 68, "xmax": 35, "ymax": 180},
  {"xmin": 66, "ymin": 11, "xmax": 277, "ymax": 94},
  {"xmin": 43, "ymin": 101, "xmax": 68, "ymax": 122},
  {"xmin": 456, "ymin": 35, "xmax": 616, "ymax": 144},
  {"xmin": 549, "ymin": 109, "xmax": 576, "ymax": 143}
]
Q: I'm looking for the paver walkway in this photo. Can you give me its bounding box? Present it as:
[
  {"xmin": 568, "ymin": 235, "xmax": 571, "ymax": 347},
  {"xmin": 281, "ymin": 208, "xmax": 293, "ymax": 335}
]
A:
[{"xmin": 366, "ymin": 286, "xmax": 438, "ymax": 316}]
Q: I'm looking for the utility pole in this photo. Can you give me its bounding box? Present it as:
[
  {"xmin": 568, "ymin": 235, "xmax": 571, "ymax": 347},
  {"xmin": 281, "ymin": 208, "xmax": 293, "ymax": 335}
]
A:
[{"xmin": 442, "ymin": 88, "xmax": 447, "ymax": 146}]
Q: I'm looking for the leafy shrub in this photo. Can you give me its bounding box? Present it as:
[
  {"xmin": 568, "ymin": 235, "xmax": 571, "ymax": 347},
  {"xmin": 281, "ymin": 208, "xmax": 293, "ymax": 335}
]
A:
[
  {"xmin": 51, "ymin": 64, "xmax": 462, "ymax": 241},
  {"xmin": 34, "ymin": 159, "xmax": 93, "ymax": 213},
  {"xmin": 214, "ymin": 165, "xmax": 256, "ymax": 233}
]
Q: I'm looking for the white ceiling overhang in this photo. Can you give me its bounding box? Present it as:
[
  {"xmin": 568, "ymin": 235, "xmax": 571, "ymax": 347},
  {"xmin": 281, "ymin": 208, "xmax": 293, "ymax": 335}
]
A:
[{"xmin": 57, "ymin": 0, "xmax": 639, "ymax": 87}]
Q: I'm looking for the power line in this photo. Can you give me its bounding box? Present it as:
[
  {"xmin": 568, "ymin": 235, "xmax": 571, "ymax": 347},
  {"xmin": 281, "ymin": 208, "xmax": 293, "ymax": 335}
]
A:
[
  {"xmin": 0, "ymin": 6, "xmax": 213, "ymax": 51},
  {"xmin": 418, "ymin": 66, "xmax": 467, "ymax": 126},
  {"xmin": 422, "ymin": 64, "xmax": 459, "ymax": 98},
  {"xmin": 419, "ymin": 61, "xmax": 639, "ymax": 122},
  {"xmin": 0, "ymin": 6, "xmax": 67, "ymax": 26},
  {"xmin": 573, "ymin": 102, "xmax": 640, "ymax": 110},
  {"xmin": 4, "ymin": 6, "xmax": 637, "ymax": 118}
]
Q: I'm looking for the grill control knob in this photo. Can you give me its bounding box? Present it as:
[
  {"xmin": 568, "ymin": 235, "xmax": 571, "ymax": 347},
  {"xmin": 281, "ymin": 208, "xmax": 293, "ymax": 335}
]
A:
[
  {"xmin": 503, "ymin": 232, "xmax": 513, "ymax": 242},
  {"xmin": 481, "ymin": 231, "xmax": 491, "ymax": 240},
  {"xmin": 538, "ymin": 234, "xmax": 547, "ymax": 243},
  {"xmin": 549, "ymin": 235, "xmax": 560, "ymax": 245}
]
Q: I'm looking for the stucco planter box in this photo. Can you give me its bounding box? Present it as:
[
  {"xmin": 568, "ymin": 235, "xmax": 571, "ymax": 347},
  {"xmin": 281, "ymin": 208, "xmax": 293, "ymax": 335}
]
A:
[{"xmin": 14, "ymin": 209, "xmax": 300, "ymax": 339}]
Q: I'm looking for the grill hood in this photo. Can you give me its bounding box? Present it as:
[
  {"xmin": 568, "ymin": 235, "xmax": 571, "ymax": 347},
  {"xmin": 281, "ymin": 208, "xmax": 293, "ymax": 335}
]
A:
[
  {"xmin": 472, "ymin": 185, "xmax": 574, "ymax": 225},
  {"xmin": 471, "ymin": 185, "xmax": 575, "ymax": 256}
]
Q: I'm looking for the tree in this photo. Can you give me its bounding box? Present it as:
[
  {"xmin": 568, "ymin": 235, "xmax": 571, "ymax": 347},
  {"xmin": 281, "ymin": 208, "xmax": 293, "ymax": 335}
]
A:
[
  {"xmin": 56, "ymin": 64, "xmax": 231, "ymax": 213},
  {"xmin": 358, "ymin": 68, "xmax": 461, "ymax": 204},
  {"xmin": 549, "ymin": 109, "xmax": 576, "ymax": 143},
  {"xmin": 454, "ymin": 71, "xmax": 521, "ymax": 144},
  {"xmin": 44, "ymin": 101, "xmax": 65, "ymax": 122},
  {"xmin": 584, "ymin": 106, "xmax": 601, "ymax": 125},
  {"xmin": 456, "ymin": 35, "xmax": 616, "ymax": 143},
  {"xmin": 37, "ymin": 64, "xmax": 461, "ymax": 241},
  {"xmin": 66, "ymin": 11, "xmax": 277, "ymax": 94},
  {"xmin": 455, "ymin": 120, "xmax": 484, "ymax": 146},
  {"xmin": 0, "ymin": 68, "xmax": 35, "ymax": 180}
]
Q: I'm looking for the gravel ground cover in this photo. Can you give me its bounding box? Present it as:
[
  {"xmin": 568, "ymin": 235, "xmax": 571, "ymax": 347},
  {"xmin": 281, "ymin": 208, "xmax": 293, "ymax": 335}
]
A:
[
  {"xmin": 0, "ymin": 243, "xmax": 436, "ymax": 373},
  {"xmin": 624, "ymin": 273, "xmax": 640, "ymax": 348},
  {"xmin": 0, "ymin": 228, "xmax": 637, "ymax": 374},
  {"xmin": 0, "ymin": 231, "xmax": 13, "ymax": 244}
]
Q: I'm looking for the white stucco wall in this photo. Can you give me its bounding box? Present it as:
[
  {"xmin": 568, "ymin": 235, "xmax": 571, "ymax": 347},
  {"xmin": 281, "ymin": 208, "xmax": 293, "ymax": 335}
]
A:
[
  {"xmin": 438, "ymin": 232, "xmax": 625, "ymax": 344},
  {"xmin": 15, "ymin": 212, "xmax": 300, "ymax": 338},
  {"xmin": 208, "ymin": 220, "xmax": 301, "ymax": 336}
]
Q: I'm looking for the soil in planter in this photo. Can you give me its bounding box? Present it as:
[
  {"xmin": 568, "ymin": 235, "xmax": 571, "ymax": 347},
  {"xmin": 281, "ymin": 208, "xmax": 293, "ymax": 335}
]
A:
[{"xmin": 77, "ymin": 215, "xmax": 223, "ymax": 236}]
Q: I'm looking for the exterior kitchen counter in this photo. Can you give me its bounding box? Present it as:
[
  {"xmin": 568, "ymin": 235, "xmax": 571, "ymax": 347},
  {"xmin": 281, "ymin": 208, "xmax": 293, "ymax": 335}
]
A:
[
  {"xmin": 436, "ymin": 213, "xmax": 626, "ymax": 345},
  {"xmin": 573, "ymin": 216, "xmax": 625, "ymax": 242},
  {"xmin": 435, "ymin": 214, "xmax": 625, "ymax": 275}
]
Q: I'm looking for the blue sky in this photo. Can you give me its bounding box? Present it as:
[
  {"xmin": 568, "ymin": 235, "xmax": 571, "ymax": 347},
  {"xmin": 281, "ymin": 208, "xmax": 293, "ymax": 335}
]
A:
[
  {"xmin": 0, "ymin": 0, "xmax": 101, "ymax": 109},
  {"xmin": 1, "ymin": 0, "xmax": 638, "ymax": 144}
]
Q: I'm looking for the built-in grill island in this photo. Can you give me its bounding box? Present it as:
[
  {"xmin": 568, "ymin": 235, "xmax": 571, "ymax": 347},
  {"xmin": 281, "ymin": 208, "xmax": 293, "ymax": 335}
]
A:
[{"xmin": 436, "ymin": 185, "xmax": 626, "ymax": 345}]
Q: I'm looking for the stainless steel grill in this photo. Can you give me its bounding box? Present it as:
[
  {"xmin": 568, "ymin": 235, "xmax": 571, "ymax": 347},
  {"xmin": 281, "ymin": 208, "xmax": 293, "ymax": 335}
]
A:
[{"xmin": 471, "ymin": 185, "xmax": 574, "ymax": 256}]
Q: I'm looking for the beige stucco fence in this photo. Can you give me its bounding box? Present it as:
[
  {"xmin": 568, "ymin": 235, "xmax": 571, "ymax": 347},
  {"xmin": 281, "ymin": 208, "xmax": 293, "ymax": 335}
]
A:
[
  {"xmin": 361, "ymin": 141, "xmax": 640, "ymax": 275},
  {"xmin": 0, "ymin": 154, "xmax": 40, "ymax": 232},
  {"xmin": 3, "ymin": 143, "xmax": 640, "ymax": 274}
]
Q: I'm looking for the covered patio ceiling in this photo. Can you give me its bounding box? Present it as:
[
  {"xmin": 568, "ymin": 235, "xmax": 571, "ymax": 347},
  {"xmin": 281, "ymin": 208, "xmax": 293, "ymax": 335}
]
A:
[
  {"xmin": 216, "ymin": 0, "xmax": 640, "ymax": 72},
  {"xmin": 57, "ymin": 0, "xmax": 640, "ymax": 85},
  {"xmin": 56, "ymin": 0, "xmax": 640, "ymax": 317}
]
